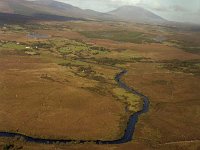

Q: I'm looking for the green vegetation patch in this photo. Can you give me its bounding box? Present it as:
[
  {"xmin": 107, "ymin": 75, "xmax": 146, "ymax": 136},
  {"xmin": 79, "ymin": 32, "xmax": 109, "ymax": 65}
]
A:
[
  {"xmin": 113, "ymin": 88, "xmax": 141, "ymax": 112},
  {"xmin": 80, "ymin": 30, "xmax": 153, "ymax": 43},
  {"xmin": 0, "ymin": 41, "xmax": 40, "ymax": 56},
  {"xmin": 1, "ymin": 42, "xmax": 26, "ymax": 50},
  {"xmin": 168, "ymin": 39, "xmax": 200, "ymax": 54},
  {"xmin": 3, "ymin": 144, "xmax": 14, "ymax": 150},
  {"xmin": 74, "ymin": 66, "xmax": 107, "ymax": 82},
  {"xmin": 56, "ymin": 40, "xmax": 109, "ymax": 57},
  {"xmin": 162, "ymin": 59, "xmax": 200, "ymax": 76},
  {"xmin": 3, "ymin": 143, "xmax": 23, "ymax": 150},
  {"xmin": 182, "ymin": 47, "xmax": 200, "ymax": 54},
  {"xmin": 31, "ymin": 41, "xmax": 53, "ymax": 49},
  {"xmin": 2, "ymin": 25, "xmax": 26, "ymax": 33},
  {"xmin": 93, "ymin": 57, "xmax": 127, "ymax": 66},
  {"xmin": 91, "ymin": 56, "xmax": 151, "ymax": 66},
  {"xmin": 59, "ymin": 45, "xmax": 87, "ymax": 54}
]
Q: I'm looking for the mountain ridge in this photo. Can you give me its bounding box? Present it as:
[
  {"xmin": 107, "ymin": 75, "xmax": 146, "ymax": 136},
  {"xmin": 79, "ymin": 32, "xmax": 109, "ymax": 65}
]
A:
[
  {"xmin": 108, "ymin": 5, "xmax": 166, "ymax": 24},
  {"xmin": 0, "ymin": 0, "xmax": 167, "ymax": 24}
]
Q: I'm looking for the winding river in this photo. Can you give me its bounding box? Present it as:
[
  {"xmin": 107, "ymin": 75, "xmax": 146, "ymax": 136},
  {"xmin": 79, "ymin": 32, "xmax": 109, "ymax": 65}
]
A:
[{"xmin": 0, "ymin": 70, "xmax": 149, "ymax": 144}]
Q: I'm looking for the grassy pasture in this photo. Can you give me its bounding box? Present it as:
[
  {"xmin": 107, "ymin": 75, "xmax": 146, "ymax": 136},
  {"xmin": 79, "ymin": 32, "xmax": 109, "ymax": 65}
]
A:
[
  {"xmin": 80, "ymin": 30, "xmax": 153, "ymax": 43},
  {"xmin": 1, "ymin": 42, "xmax": 26, "ymax": 50}
]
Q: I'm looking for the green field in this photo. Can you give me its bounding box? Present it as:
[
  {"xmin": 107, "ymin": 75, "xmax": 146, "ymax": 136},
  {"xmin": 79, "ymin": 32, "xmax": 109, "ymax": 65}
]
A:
[{"xmin": 80, "ymin": 30, "xmax": 153, "ymax": 43}]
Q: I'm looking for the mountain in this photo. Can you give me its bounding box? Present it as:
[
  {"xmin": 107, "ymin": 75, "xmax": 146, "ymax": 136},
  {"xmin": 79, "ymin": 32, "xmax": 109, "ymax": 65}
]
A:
[
  {"xmin": 31, "ymin": 0, "xmax": 102, "ymax": 19},
  {"xmin": 0, "ymin": 0, "xmax": 112, "ymax": 20},
  {"xmin": 108, "ymin": 6, "xmax": 166, "ymax": 24},
  {"xmin": 0, "ymin": 0, "xmax": 87, "ymax": 24},
  {"xmin": 0, "ymin": 0, "xmax": 83, "ymax": 17},
  {"xmin": 0, "ymin": 0, "xmax": 166, "ymax": 24}
]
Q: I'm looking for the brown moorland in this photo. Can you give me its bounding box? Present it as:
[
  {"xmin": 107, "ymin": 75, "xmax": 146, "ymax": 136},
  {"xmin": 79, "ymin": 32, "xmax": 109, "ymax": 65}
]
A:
[{"xmin": 0, "ymin": 20, "xmax": 200, "ymax": 150}]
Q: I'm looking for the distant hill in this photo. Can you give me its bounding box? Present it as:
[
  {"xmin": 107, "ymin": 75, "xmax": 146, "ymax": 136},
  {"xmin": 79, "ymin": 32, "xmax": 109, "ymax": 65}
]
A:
[
  {"xmin": 108, "ymin": 6, "xmax": 166, "ymax": 24},
  {"xmin": 0, "ymin": 12, "xmax": 85, "ymax": 25},
  {"xmin": 0, "ymin": 0, "xmax": 84, "ymax": 17},
  {"xmin": 0, "ymin": 0, "xmax": 166, "ymax": 24}
]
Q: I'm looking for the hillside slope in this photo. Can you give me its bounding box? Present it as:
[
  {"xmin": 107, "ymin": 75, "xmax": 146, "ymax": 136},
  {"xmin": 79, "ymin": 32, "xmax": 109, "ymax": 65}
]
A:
[
  {"xmin": 0, "ymin": 0, "xmax": 166, "ymax": 24},
  {"xmin": 108, "ymin": 6, "xmax": 166, "ymax": 24}
]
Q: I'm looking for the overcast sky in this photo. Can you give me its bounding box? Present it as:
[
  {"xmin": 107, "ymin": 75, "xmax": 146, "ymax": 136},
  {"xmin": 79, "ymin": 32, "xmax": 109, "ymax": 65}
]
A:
[{"xmin": 53, "ymin": 0, "xmax": 200, "ymax": 24}]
